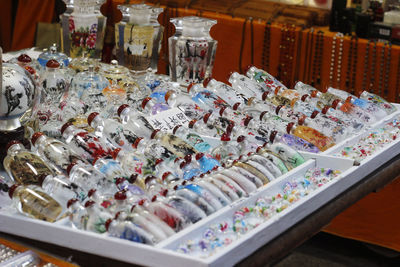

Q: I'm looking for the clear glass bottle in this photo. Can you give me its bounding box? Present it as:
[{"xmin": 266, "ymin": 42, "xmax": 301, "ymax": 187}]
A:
[
  {"xmin": 168, "ymin": 17, "xmax": 184, "ymax": 81},
  {"xmin": 92, "ymin": 156, "xmax": 128, "ymax": 181},
  {"xmin": 67, "ymin": 198, "xmax": 88, "ymax": 229},
  {"xmin": 88, "ymin": 112, "xmax": 138, "ymax": 152},
  {"xmin": 133, "ymin": 137, "xmax": 177, "ymax": 164},
  {"xmin": 101, "ymin": 79, "xmax": 127, "ymax": 106},
  {"xmin": 39, "ymin": 174, "xmax": 87, "ymax": 203},
  {"xmin": 245, "ymin": 66, "xmax": 287, "ymax": 92},
  {"xmin": 228, "ymin": 72, "xmax": 269, "ymax": 100},
  {"xmin": 61, "ymin": 0, "xmax": 107, "ymax": 58},
  {"xmin": 187, "ymin": 83, "xmax": 229, "ymax": 112},
  {"xmin": 37, "ymin": 44, "xmax": 69, "ymax": 68},
  {"xmin": 84, "ymin": 200, "xmax": 113, "ymax": 233},
  {"xmin": 3, "ymin": 141, "xmax": 55, "ymax": 184},
  {"xmin": 268, "ymin": 130, "xmax": 320, "ymax": 153},
  {"xmin": 40, "ymin": 59, "xmax": 68, "ymax": 106},
  {"xmin": 8, "ymin": 184, "xmax": 63, "ymax": 222},
  {"xmin": 151, "ymin": 129, "xmax": 198, "ymax": 158},
  {"xmin": 118, "ymin": 104, "xmax": 155, "ymax": 138},
  {"xmin": 69, "ymin": 65, "xmax": 110, "ymax": 99},
  {"xmin": 113, "ymin": 148, "xmax": 157, "ymax": 178},
  {"xmin": 116, "ymin": 4, "xmax": 163, "ymax": 74},
  {"xmin": 31, "ymin": 132, "xmax": 83, "ymax": 173},
  {"xmin": 171, "ymin": 16, "xmax": 217, "ymax": 85},
  {"xmin": 164, "ymin": 90, "xmax": 208, "ymax": 121},
  {"xmin": 287, "ymin": 123, "xmax": 335, "ymax": 152},
  {"xmin": 61, "ymin": 122, "xmax": 114, "ymax": 163},
  {"xmin": 173, "ymin": 125, "xmax": 212, "ymax": 153},
  {"xmin": 331, "ymin": 99, "xmax": 377, "ymax": 125},
  {"xmin": 359, "ymin": 90, "xmax": 397, "ymax": 115}
]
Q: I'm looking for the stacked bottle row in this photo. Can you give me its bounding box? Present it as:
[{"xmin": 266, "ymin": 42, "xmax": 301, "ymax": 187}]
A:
[{"xmin": 4, "ymin": 50, "xmax": 398, "ymax": 246}]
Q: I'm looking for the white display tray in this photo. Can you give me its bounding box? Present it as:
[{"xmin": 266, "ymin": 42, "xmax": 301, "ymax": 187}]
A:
[{"xmin": 1, "ymin": 107, "xmax": 399, "ymax": 266}]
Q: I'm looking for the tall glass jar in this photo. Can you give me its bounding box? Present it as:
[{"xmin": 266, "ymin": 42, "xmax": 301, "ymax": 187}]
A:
[
  {"xmin": 169, "ymin": 16, "xmax": 217, "ymax": 86},
  {"xmin": 115, "ymin": 4, "xmax": 164, "ymax": 75},
  {"xmin": 60, "ymin": 0, "xmax": 107, "ymax": 58}
]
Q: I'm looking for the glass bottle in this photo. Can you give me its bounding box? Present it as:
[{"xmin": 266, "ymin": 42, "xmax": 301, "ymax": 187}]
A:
[
  {"xmin": 211, "ymin": 133, "xmax": 240, "ymax": 163},
  {"xmin": 245, "ymin": 66, "xmax": 288, "ymax": 92},
  {"xmin": 31, "ymin": 132, "xmax": 83, "ymax": 173},
  {"xmin": 69, "ymin": 65, "xmax": 109, "ymax": 99},
  {"xmin": 118, "ymin": 104, "xmax": 155, "ymax": 138},
  {"xmin": 84, "ymin": 200, "xmax": 113, "ymax": 233},
  {"xmin": 61, "ymin": 122, "xmax": 114, "ymax": 163},
  {"xmin": 172, "ymin": 125, "xmax": 212, "ymax": 153},
  {"xmin": 133, "ymin": 137, "xmax": 177, "ymax": 164},
  {"xmin": 187, "ymin": 83, "xmax": 229, "ymax": 112},
  {"xmin": 263, "ymin": 91, "xmax": 291, "ymax": 107},
  {"xmin": 264, "ymin": 141, "xmax": 306, "ymax": 168},
  {"xmin": 228, "ymin": 72, "xmax": 270, "ymax": 100},
  {"xmin": 3, "ymin": 140, "xmax": 55, "ymax": 185},
  {"xmin": 40, "ymin": 59, "xmax": 68, "ymax": 106},
  {"xmin": 171, "ymin": 16, "xmax": 217, "ymax": 85},
  {"xmin": 268, "ymin": 130, "xmax": 320, "ymax": 153},
  {"xmin": 359, "ymin": 90, "xmax": 397, "ymax": 115},
  {"xmin": 101, "ymin": 79, "xmax": 127, "ymax": 106},
  {"xmin": 203, "ymin": 78, "xmax": 251, "ymax": 110},
  {"xmin": 92, "ymin": 156, "xmax": 128, "ymax": 181},
  {"xmin": 168, "ymin": 17, "xmax": 184, "ymax": 81},
  {"xmin": 320, "ymin": 105, "xmax": 365, "ymax": 133},
  {"xmin": 164, "ymin": 90, "xmax": 208, "ymax": 121},
  {"xmin": 255, "ymin": 146, "xmax": 289, "ymax": 174},
  {"xmin": 37, "ymin": 44, "xmax": 69, "ymax": 68},
  {"xmin": 115, "ymin": 177, "xmax": 145, "ymax": 197},
  {"xmin": 39, "ymin": 174, "xmax": 87, "ymax": 203},
  {"xmin": 116, "ymin": 4, "xmax": 164, "ymax": 74},
  {"xmin": 294, "ymin": 81, "xmax": 315, "ymax": 96},
  {"xmin": 331, "ymin": 99, "xmax": 377, "ymax": 125},
  {"xmin": 67, "ymin": 198, "xmax": 88, "ymax": 229},
  {"xmin": 327, "ymin": 87, "xmax": 387, "ymax": 120},
  {"xmin": 286, "ymin": 122, "xmax": 335, "ymax": 152},
  {"xmin": 151, "ymin": 129, "xmax": 198, "ymax": 158},
  {"xmin": 9, "ymin": 184, "xmax": 63, "ymax": 222},
  {"xmin": 67, "ymin": 162, "xmax": 119, "ymax": 195},
  {"xmin": 88, "ymin": 112, "xmax": 138, "ymax": 152},
  {"xmin": 61, "ymin": 0, "xmax": 107, "ymax": 58}
]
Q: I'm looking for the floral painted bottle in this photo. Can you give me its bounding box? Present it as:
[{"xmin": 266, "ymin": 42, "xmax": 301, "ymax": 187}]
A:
[
  {"xmin": 113, "ymin": 148, "xmax": 156, "ymax": 178},
  {"xmin": 8, "ymin": 184, "xmax": 63, "ymax": 222},
  {"xmin": 326, "ymin": 87, "xmax": 388, "ymax": 120},
  {"xmin": 61, "ymin": 0, "xmax": 106, "ymax": 58},
  {"xmin": 84, "ymin": 200, "xmax": 113, "ymax": 233},
  {"xmin": 3, "ymin": 141, "xmax": 55, "ymax": 185},
  {"xmin": 39, "ymin": 174, "xmax": 87, "ymax": 203},
  {"xmin": 187, "ymin": 83, "xmax": 229, "ymax": 112},
  {"xmin": 61, "ymin": 122, "xmax": 114, "ymax": 163},
  {"xmin": 88, "ymin": 112, "xmax": 138, "ymax": 152},
  {"xmin": 245, "ymin": 65, "xmax": 288, "ymax": 92},
  {"xmin": 67, "ymin": 198, "xmax": 88, "ymax": 229},
  {"xmin": 331, "ymin": 99, "xmax": 377, "ymax": 125},
  {"xmin": 171, "ymin": 16, "xmax": 217, "ymax": 85},
  {"xmin": 359, "ymin": 90, "xmax": 397, "ymax": 115},
  {"xmin": 31, "ymin": 132, "xmax": 83, "ymax": 173}
]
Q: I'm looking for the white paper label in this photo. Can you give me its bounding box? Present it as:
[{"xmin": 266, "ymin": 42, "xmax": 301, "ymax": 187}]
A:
[{"xmin": 146, "ymin": 108, "xmax": 190, "ymax": 133}]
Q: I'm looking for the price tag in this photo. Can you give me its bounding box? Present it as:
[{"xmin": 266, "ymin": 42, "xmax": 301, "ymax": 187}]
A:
[{"xmin": 146, "ymin": 108, "xmax": 190, "ymax": 133}]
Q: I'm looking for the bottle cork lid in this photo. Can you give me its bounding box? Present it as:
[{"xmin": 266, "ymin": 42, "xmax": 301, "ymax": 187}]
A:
[
  {"xmin": 179, "ymin": 161, "xmax": 186, "ymax": 169},
  {"xmin": 188, "ymin": 119, "xmax": 197, "ymax": 129},
  {"xmin": 187, "ymin": 83, "xmax": 195, "ymax": 93},
  {"xmin": 221, "ymin": 132, "xmax": 231, "ymax": 142},
  {"xmin": 331, "ymin": 99, "xmax": 341, "ymax": 109},
  {"xmin": 67, "ymin": 198, "xmax": 78, "ymax": 208},
  {"xmin": 301, "ymin": 94, "xmax": 309, "ymax": 102},
  {"xmin": 46, "ymin": 59, "xmax": 60, "ymax": 68},
  {"xmin": 87, "ymin": 112, "xmax": 99, "ymax": 126},
  {"xmin": 84, "ymin": 200, "xmax": 96, "ymax": 208},
  {"xmin": 67, "ymin": 163, "xmax": 77, "ymax": 176},
  {"xmin": 117, "ymin": 104, "xmax": 130, "ymax": 117},
  {"xmin": 31, "ymin": 132, "xmax": 44, "ymax": 146},
  {"xmin": 226, "ymin": 122, "xmax": 235, "ymax": 134},
  {"xmin": 321, "ymin": 105, "xmax": 330, "ymax": 114},
  {"xmin": 155, "ymin": 158, "xmax": 164, "ymax": 166},
  {"xmin": 244, "ymin": 65, "xmax": 254, "ymax": 75},
  {"xmin": 203, "ymin": 113, "xmax": 212, "ymax": 124},
  {"xmin": 184, "ymin": 154, "xmax": 192, "ymax": 164},
  {"xmin": 164, "ymin": 90, "xmax": 174, "ymax": 103},
  {"xmin": 114, "ymin": 190, "xmax": 127, "ymax": 200},
  {"xmin": 8, "ymin": 184, "xmax": 20, "ymax": 199},
  {"xmin": 133, "ymin": 137, "xmax": 143, "ymax": 149},
  {"xmin": 105, "ymin": 218, "xmax": 112, "ymax": 231},
  {"xmin": 244, "ymin": 116, "xmax": 252, "ymax": 126},
  {"xmin": 290, "ymin": 98, "xmax": 297, "ymax": 108},
  {"xmin": 151, "ymin": 195, "xmax": 157, "ymax": 202},
  {"xmin": 25, "ymin": 66, "xmax": 36, "ymax": 75},
  {"xmin": 145, "ymin": 176, "xmax": 156, "ymax": 185},
  {"xmin": 161, "ymin": 189, "xmax": 168, "ymax": 196},
  {"xmin": 311, "ymin": 110, "xmax": 319, "ymax": 119},
  {"xmin": 162, "ymin": 171, "xmax": 172, "ymax": 181},
  {"xmin": 92, "ymin": 156, "xmax": 102, "ymax": 166},
  {"xmin": 150, "ymin": 129, "xmax": 160, "ymax": 139},
  {"xmin": 195, "ymin": 152, "xmax": 204, "ymax": 161},
  {"xmin": 5, "ymin": 140, "xmax": 22, "ymax": 151},
  {"xmin": 88, "ymin": 189, "xmax": 97, "ymax": 197},
  {"xmin": 115, "ymin": 177, "xmax": 125, "ymax": 186},
  {"xmin": 37, "ymin": 174, "xmax": 49, "ymax": 187},
  {"xmin": 112, "ymin": 148, "xmax": 122, "ymax": 160},
  {"xmin": 60, "ymin": 122, "xmax": 74, "ymax": 135},
  {"xmin": 219, "ymin": 107, "xmax": 227, "ymax": 117},
  {"xmin": 345, "ymin": 96, "xmax": 353, "ymax": 103},
  {"xmin": 17, "ymin": 54, "xmax": 32, "ymax": 63},
  {"xmin": 286, "ymin": 122, "xmax": 295, "ymax": 134},
  {"xmin": 138, "ymin": 199, "xmax": 147, "ymax": 206},
  {"xmin": 311, "ymin": 90, "xmax": 319, "ymax": 98},
  {"xmin": 172, "ymin": 125, "xmax": 182, "ymax": 134},
  {"xmin": 232, "ymin": 102, "xmax": 241, "ymax": 110},
  {"xmin": 298, "ymin": 115, "xmax": 306, "ymax": 125},
  {"xmin": 259, "ymin": 111, "xmax": 268, "ymax": 121},
  {"xmin": 129, "ymin": 174, "xmax": 138, "ymax": 184},
  {"xmin": 269, "ymin": 130, "xmax": 278, "ymax": 143},
  {"xmin": 262, "ymin": 91, "xmax": 270, "ymax": 101},
  {"xmin": 275, "ymin": 105, "xmax": 283, "ymax": 115},
  {"xmin": 237, "ymin": 135, "xmax": 245, "ymax": 143},
  {"xmin": 141, "ymin": 97, "xmax": 152, "ymax": 110},
  {"xmin": 203, "ymin": 77, "xmax": 212, "ymax": 88}
]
